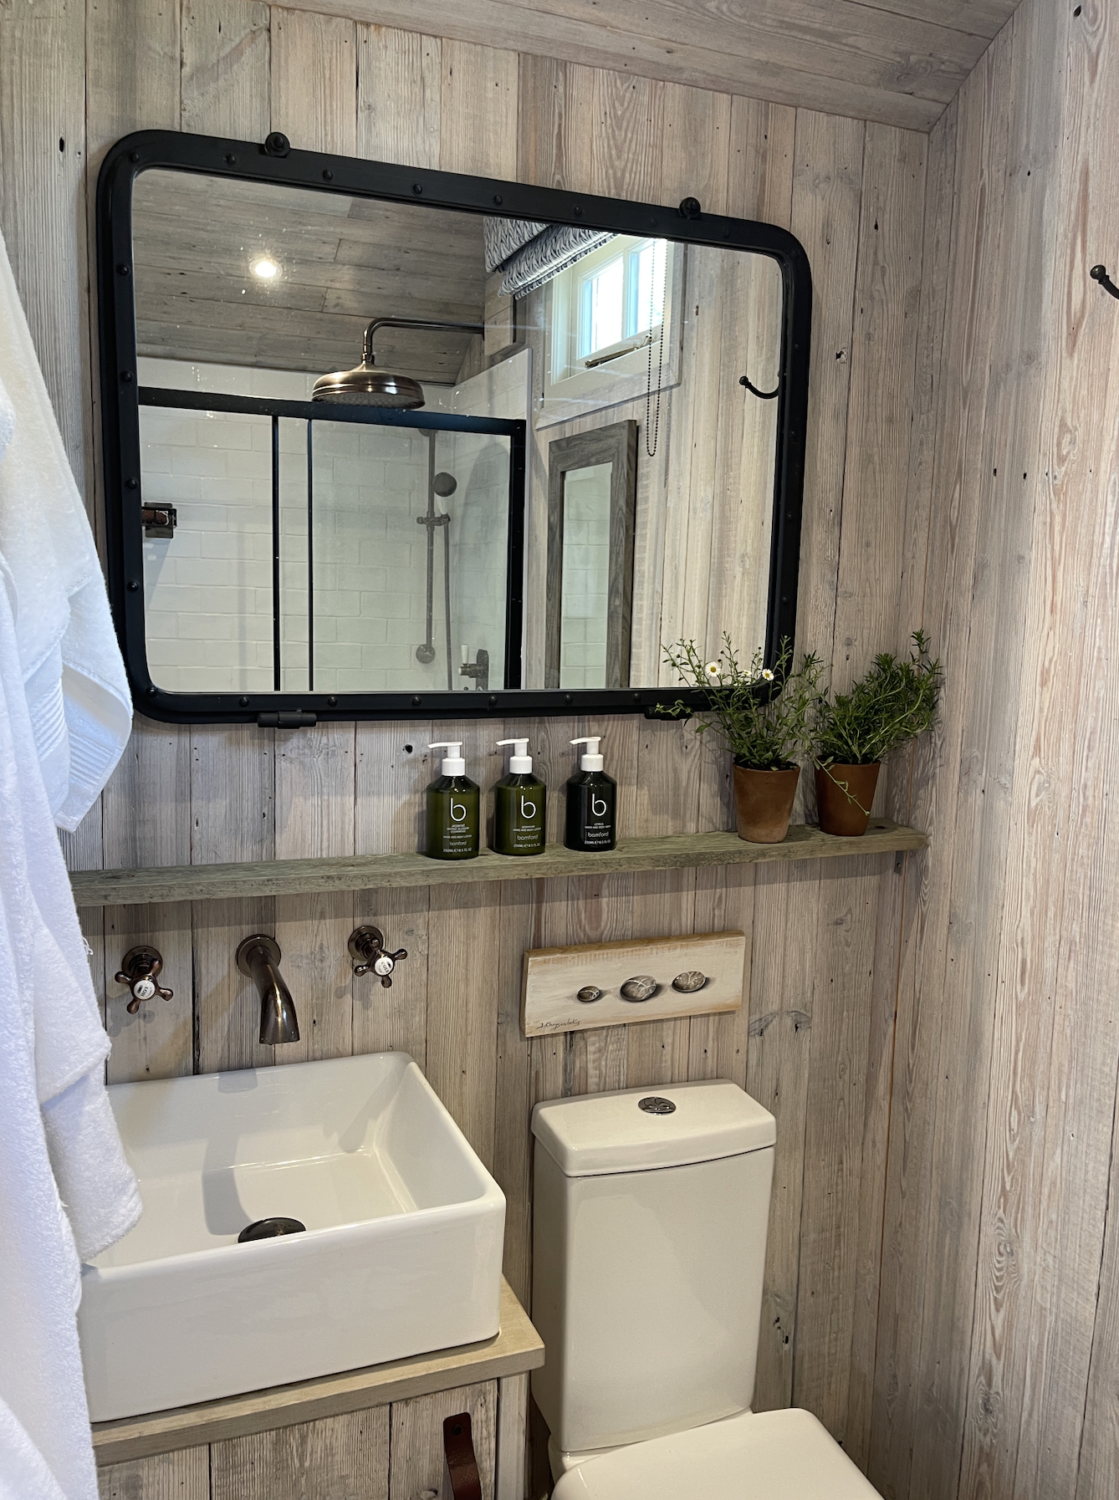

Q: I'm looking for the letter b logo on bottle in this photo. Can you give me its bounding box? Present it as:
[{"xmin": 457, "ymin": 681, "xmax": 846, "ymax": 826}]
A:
[
  {"xmin": 450, "ymin": 799, "xmax": 467, "ymax": 824},
  {"xmin": 592, "ymin": 794, "xmax": 607, "ymax": 818},
  {"xmin": 520, "ymin": 796, "xmax": 537, "ymax": 820}
]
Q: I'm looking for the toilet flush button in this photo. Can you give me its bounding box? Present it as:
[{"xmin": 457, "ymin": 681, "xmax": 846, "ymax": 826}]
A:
[{"xmin": 638, "ymin": 1096, "xmax": 676, "ymax": 1115}]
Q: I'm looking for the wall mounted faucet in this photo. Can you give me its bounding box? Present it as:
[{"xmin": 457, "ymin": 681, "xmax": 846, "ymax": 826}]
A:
[
  {"xmin": 236, "ymin": 935, "xmax": 300, "ymax": 1045},
  {"xmin": 349, "ymin": 925, "xmax": 408, "ymax": 988},
  {"xmin": 115, "ymin": 946, "xmax": 174, "ymax": 1014}
]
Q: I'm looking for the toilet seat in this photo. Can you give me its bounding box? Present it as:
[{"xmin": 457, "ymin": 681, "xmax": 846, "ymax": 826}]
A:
[{"xmin": 550, "ymin": 1408, "xmax": 882, "ymax": 1499}]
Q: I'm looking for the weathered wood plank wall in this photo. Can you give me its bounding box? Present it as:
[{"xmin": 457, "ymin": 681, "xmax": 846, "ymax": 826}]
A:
[
  {"xmin": 0, "ymin": 0, "xmax": 931, "ymax": 1494},
  {"xmin": 867, "ymin": 0, "xmax": 1119, "ymax": 1497}
]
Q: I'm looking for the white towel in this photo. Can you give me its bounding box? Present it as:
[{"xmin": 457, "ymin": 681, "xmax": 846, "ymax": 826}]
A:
[
  {"xmin": 0, "ymin": 1402, "xmax": 68, "ymax": 1500},
  {"xmin": 0, "ymin": 226, "xmax": 131, "ymax": 831},
  {"xmin": 0, "ymin": 562, "xmax": 140, "ymax": 1496}
]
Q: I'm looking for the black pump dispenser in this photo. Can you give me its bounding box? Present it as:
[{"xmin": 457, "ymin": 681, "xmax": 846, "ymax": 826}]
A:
[{"xmin": 564, "ymin": 736, "xmax": 617, "ymax": 851}]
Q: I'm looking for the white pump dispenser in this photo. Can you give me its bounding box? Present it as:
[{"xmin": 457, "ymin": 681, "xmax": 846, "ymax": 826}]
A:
[
  {"xmin": 570, "ymin": 736, "xmax": 604, "ymax": 772},
  {"xmin": 497, "ymin": 738, "xmax": 533, "ymax": 773},
  {"xmin": 429, "ymin": 741, "xmax": 466, "ymax": 776}
]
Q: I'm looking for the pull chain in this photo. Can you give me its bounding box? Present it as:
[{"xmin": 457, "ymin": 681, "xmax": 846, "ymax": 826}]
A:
[{"xmin": 645, "ymin": 247, "xmax": 665, "ymax": 458}]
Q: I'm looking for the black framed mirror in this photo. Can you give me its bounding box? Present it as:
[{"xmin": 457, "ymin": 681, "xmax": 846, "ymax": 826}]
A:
[{"xmin": 97, "ymin": 129, "xmax": 811, "ymax": 725}]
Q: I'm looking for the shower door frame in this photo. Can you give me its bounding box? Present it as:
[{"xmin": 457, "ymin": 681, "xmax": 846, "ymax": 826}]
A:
[
  {"xmin": 98, "ymin": 128, "xmax": 811, "ymax": 725},
  {"xmin": 136, "ymin": 385, "xmax": 525, "ymax": 706}
]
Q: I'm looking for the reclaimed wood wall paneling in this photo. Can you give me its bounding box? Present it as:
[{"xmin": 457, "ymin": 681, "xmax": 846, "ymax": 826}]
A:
[{"xmin": 0, "ymin": 0, "xmax": 932, "ymax": 1492}]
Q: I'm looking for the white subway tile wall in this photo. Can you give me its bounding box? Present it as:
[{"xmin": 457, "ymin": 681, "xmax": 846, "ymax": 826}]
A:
[{"xmin": 138, "ymin": 352, "xmax": 530, "ymax": 695}]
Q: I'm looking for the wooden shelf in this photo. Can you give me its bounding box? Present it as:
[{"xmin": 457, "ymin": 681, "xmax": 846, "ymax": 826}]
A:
[
  {"xmin": 70, "ymin": 820, "xmax": 926, "ymax": 908},
  {"xmin": 92, "ymin": 1278, "xmax": 543, "ymax": 1465}
]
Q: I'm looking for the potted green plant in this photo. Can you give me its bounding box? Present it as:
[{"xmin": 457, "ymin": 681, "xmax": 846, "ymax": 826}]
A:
[
  {"xmin": 813, "ymin": 630, "xmax": 942, "ymax": 836},
  {"xmin": 661, "ymin": 636, "xmax": 824, "ymax": 843}
]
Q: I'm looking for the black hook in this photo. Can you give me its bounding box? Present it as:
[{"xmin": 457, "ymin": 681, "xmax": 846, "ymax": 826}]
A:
[
  {"xmin": 1091, "ymin": 264, "xmax": 1119, "ymax": 299},
  {"xmin": 263, "ymin": 131, "xmax": 291, "ymax": 159},
  {"xmin": 678, "ymin": 197, "xmax": 702, "ymax": 220},
  {"xmin": 739, "ymin": 373, "xmax": 780, "ymax": 400}
]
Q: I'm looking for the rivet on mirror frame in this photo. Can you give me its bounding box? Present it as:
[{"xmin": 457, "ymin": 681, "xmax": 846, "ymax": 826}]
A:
[
  {"xmin": 239, "ymin": 697, "xmax": 249, "ymax": 707},
  {"xmin": 412, "ymin": 182, "xmax": 423, "ymax": 194},
  {"xmin": 116, "ymin": 263, "xmax": 130, "ymax": 275},
  {"xmin": 323, "ymin": 170, "xmax": 333, "ymax": 181},
  {"xmin": 225, "ymin": 154, "xmax": 236, "ymax": 165}
]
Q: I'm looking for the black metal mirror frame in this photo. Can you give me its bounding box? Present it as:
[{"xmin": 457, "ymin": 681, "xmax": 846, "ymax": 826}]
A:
[
  {"xmin": 97, "ymin": 129, "xmax": 812, "ymax": 726},
  {"xmin": 546, "ymin": 419, "xmax": 638, "ymax": 691}
]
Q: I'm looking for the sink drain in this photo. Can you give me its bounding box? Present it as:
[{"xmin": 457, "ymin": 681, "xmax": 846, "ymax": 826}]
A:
[{"xmin": 238, "ymin": 1216, "xmax": 306, "ymax": 1242}]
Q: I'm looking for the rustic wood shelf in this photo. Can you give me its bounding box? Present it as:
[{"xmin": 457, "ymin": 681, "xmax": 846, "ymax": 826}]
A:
[
  {"xmin": 70, "ymin": 820, "xmax": 926, "ymax": 908},
  {"xmin": 92, "ymin": 1278, "xmax": 543, "ymax": 1465}
]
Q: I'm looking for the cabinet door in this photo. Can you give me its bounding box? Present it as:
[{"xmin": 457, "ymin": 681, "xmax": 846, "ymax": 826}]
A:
[
  {"xmin": 210, "ymin": 1409, "xmax": 390, "ymax": 1500},
  {"xmin": 390, "ymin": 1380, "xmax": 498, "ymax": 1500},
  {"xmin": 99, "ymin": 1447, "xmax": 209, "ymax": 1500}
]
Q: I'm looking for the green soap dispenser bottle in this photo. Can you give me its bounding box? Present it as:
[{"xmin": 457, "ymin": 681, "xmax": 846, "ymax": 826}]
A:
[
  {"xmin": 564, "ymin": 735, "xmax": 617, "ymax": 852},
  {"xmin": 424, "ymin": 741, "xmax": 480, "ymax": 860},
  {"xmin": 493, "ymin": 738, "xmax": 547, "ymax": 856}
]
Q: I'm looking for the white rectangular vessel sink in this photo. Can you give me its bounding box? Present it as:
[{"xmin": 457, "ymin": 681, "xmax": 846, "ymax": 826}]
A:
[{"xmin": 79, "ymin": 1052, "xmax": 506, "ymax": 1421}]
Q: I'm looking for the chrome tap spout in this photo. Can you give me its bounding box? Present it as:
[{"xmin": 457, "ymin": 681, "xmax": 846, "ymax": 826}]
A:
[{"xmin": 236, "ymin": 935, "xmax": 300, "ymax": 1045}]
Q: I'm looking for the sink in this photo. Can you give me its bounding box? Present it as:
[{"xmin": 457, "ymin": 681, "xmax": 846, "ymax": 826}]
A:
[{"xmin": 78, "ymin": 1052, "xmax": 506, "ymax": 1421}]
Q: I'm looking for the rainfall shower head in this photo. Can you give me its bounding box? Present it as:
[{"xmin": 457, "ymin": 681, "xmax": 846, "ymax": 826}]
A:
[
  {"xmin": 432, "ymin": 472, "xmax": 457, "ymax": 497},
  {"xmin": 312, "ymin": 317, "xmax": 484, "ymax": 409}
]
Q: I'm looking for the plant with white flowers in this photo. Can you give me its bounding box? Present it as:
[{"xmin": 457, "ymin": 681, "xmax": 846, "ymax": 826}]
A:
[{"xmin": 661, "ymin": 635, "xmax": 824, "ymax": 770}]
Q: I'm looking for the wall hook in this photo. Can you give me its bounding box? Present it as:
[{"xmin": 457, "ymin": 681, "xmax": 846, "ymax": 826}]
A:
[
  {"xmin": 739, "ymin": 372, "xmax": 780, "ymax": 400},
  {"xmin": 1090, "ymin": 264, "xmax": 1119, "ymax": 299}
]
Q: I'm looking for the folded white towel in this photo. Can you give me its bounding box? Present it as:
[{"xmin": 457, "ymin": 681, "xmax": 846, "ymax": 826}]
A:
[
  {"xmin": 0, "ymin": 225, "xmax": 131, "ymax": 830},
  {"xmin": 0, "ymin": 557, "xmax": 139, "ymax": 1496}
]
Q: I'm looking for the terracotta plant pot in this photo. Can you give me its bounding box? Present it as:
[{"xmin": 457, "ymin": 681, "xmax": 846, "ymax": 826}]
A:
[
  {"xmin": 732, "ymin": 764, "xmax": 800, "ymax": 843},
  {"xmin": 815, "ymin": 762, "xmax": 881, "ymax": 836}
]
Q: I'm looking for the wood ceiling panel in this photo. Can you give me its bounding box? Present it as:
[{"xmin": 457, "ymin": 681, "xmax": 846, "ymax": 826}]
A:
[
  {"xmin": 262, "ymin": 0, "xmax": 1021, "ymax": 130},
  {"xmin": 133, "ymin": 169, "xmax": 489, "ymax": 380}
]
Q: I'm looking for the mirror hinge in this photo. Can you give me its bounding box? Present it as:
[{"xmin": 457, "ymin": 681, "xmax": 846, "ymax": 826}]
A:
[{"xmin": 256, "ymin": 711, "xmax": 317, "ymax": 729}]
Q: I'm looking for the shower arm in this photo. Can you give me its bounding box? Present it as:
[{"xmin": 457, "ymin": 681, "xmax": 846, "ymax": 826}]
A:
[{"xmin": 361, "ymin": 318, "xmax": 485, "ymax": 365}]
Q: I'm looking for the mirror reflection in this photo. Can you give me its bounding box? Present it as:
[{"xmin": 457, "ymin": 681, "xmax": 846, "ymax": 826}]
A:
[
  {"xmin": 560, "ymin": 463, "xmax": 613, "ymax": 689},
  {"xmin": 131, "ymin": 168, "xmax": 782, "ymax": 700}
]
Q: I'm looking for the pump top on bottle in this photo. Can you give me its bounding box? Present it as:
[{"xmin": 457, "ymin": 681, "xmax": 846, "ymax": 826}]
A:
[
  {"xmin": 571, "ymin": 736, "xmax": 605, "ymax": 771},
  {"xmin": 564, "ymin": 735, "xmax": 616, "ymax": 852},
  {"xmin": 492, "ymin": 738, "xmax": 546, "ymax": 856},
  {"xmin": 496, "ymin": 738, "xmax": 534, "ymax": 773},
  {"xmin": 424, "ymin": 742, "xmax": 479, "ymax": 860},
  {"xmin": 430, "ymin": 741, "xmax": 467, "ymax": 775}
]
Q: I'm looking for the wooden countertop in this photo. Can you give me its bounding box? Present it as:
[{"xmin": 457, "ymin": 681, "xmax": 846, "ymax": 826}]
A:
[{"xmin": 92, "ymin": 1277, "xmax": 543, "ymax": 1466}]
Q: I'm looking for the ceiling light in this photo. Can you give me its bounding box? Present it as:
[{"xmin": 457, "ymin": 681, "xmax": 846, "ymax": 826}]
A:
[{"xmin": 251, "ymin": 257, "xmax": 280, "ymax": 280}]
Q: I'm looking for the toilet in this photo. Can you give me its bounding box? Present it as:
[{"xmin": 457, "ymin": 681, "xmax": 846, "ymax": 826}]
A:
[{"xmin": 531, "ymin": 1079, "xmax": 882, "ymax": 1498}]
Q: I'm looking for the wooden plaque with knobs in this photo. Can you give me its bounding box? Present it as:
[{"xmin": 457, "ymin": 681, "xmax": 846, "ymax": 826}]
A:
[{"xmin": 520, "ymin": 931, "xmax": 746, "ymax": 1037}]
